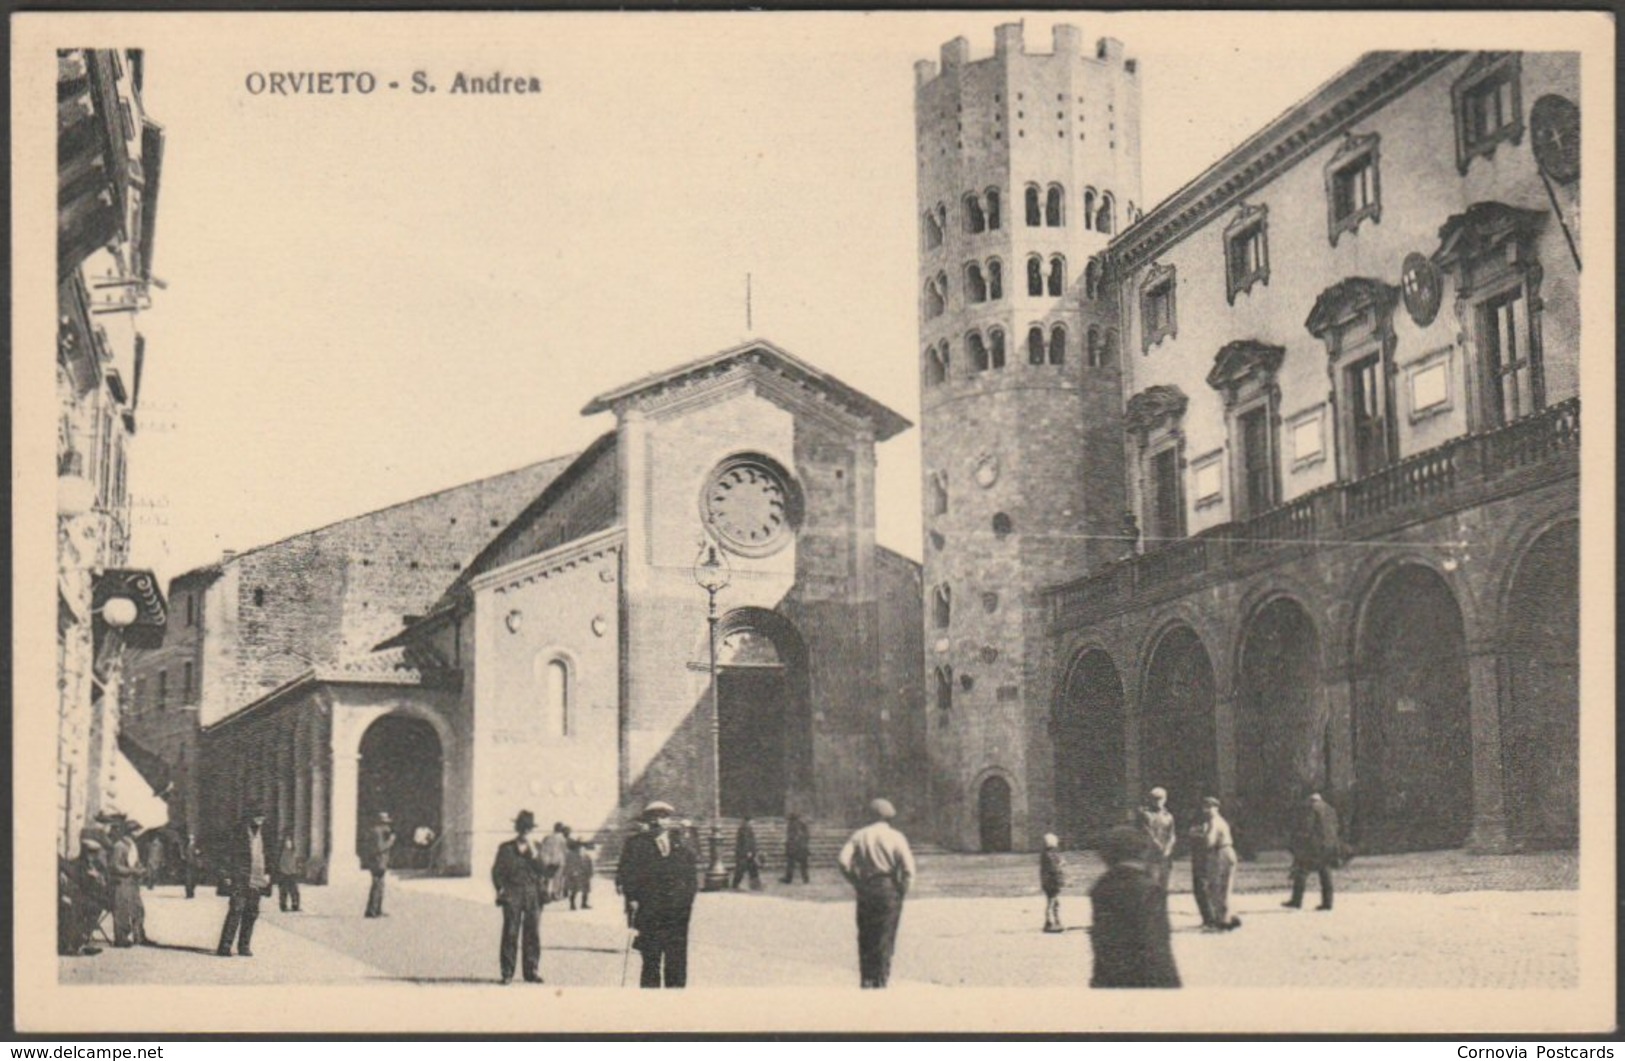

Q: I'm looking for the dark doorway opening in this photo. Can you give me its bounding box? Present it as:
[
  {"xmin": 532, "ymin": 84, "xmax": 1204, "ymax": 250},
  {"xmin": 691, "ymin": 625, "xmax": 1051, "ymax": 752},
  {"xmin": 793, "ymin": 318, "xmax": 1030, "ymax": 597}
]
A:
[
  {"xmin": 1140, "ymin": 625, "xmax": 1218, "ymax": 823},
  {"xmin": 1503, "ymin": 523, "xmax": 1579, "ymax": 849},
  {"xmin": 357, "ymin": 715, "xmax": 442, "ymax": 871},
  {"xmin": 1054, "ymin": 649, "xmax": 1125, "ymax": 848},
  {"xmin": 1354, "ymin": 565, "xmax": 1472, "ymax": 852},
  {"xmin": 1237, "ymin": 599, "xmax": 1323, "ymax": 850},
  {"xmin": 717, "ymin": 666, "xmax": 788, "ymax": 818},
  {"xmin": 978, "ymin": 775, "xmax": 1013, "ymax": 852}
]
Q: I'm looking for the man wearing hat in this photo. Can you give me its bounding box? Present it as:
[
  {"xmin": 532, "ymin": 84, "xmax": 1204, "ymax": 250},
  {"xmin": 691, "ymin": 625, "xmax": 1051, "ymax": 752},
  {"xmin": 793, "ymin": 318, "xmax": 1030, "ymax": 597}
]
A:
[
  {"xmin": 217, "ymin": 806, "xmax": 272, "ymax": 957},
  {"xmin": 1139, "ymin": 787, "xmax": 1177, "ymax": 892},
  {"xmin": 109, "ymin": 818, "xmax": 148, "ymax": 946},
  {"xmin": 491, "ymin": 809, "xmax": 546, "ymax": 984},
  {"xmin": 1088, "ymin": 825, "xmax": 1180, "ymax": 988},
  {"xmin": 1285, "ymin": 792, "xmax": 1342, "ymax": 912},
  {"xmin": 363, "ymin": 810, "xmax": 396, "ymax": 918},
  {"xmin": 1200, "ymin": 797, "xmax": 1241, "ymax": 931},
  {"xmin": 617, "ymin": 800, "xmax": 698, "ymax": 987},
  {"xmin": 837, "ymin": 798, "xmax": 916, "ymax": 988}
]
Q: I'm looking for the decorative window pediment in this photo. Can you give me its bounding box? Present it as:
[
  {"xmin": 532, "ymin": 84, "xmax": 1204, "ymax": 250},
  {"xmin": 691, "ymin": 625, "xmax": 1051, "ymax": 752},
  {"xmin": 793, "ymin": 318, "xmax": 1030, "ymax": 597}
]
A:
[
  {"xmin": 1324, "ymin": 131, "xmax": 1381, "ymax": 246},
  {"xmin": 1206, "ymin": 339, "xmax": 1286, "ymax": 404},
  {"xmin": 1124, "ymin": 384, "xmax": 1189, "ymax": 441},
  {"xmin": 1304, "ymin": 277, "xmax": 1400, "ymax": 340},
  {"xmin": 1432, "ymin": 201, "xmax": 1546, "ymax": 272}
]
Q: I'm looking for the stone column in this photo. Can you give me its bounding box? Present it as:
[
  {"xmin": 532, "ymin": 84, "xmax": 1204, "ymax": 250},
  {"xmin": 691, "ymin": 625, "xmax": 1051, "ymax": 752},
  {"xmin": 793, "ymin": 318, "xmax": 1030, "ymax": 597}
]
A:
[
  {"xmin": 1322, "ymin": 666, "xmax": 1356, "ymax": 812},
  {"xmin": 1464, "ymin": 642, "xmax": 1510, "ymax": 853},
  {"xmin": 1213, "ymin": 687, "xmax": 1238, "ymax": 806},
  {"xmin": 329, "ymin": 736, "xmax": 361, "ymax": 879}
]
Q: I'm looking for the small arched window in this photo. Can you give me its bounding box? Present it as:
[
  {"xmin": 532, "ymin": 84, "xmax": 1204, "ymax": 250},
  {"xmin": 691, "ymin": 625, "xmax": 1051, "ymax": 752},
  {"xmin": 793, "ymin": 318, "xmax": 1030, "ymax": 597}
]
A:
[
  {"xmin": 253, "ymin": 588, "xmax": 266, "ymax": 607},
  {"xmin": 923, "ymin": 206, "xmax": 945, "ymax": 250},
  {"xmin": 968, "ymin": 331, "xmax": 990, "ymax": 372},
  {"xmin": 989, "ymin": 328, "xmax": 1007, "ymax": 369},
  {"xmin": 1087, "ymin": 326, "xmax": 1103, "ymax": 368},
  {"xmin": 965, "ymin": 262, "xmax": 988, "ymax": 303},
  {"xmin": 1049, "ymin": 325, "xmax": 1067, "ymax": 365},
  {"xmin": 935, "ymin": 665, "xmax": 954, "ymax": 711},
  {"xmin": 1045, "ymin": 183, "xmax": 1065, "ymax": 227},
  {"xmin": 1084, "ymin": 259, "xmax": 1101, "ymax": 300},
  {"xmin": 1105, "ymin": 328, "xmax": 1119, "ymax": 361},
  {"xmin": 1027, "ymin": 255, "xmax": 1043, "ymax": 297},
  {"xmin": 985, "ymin": 188, "xmax": 1002, "ymax": 231},
  {"xmin": 925, "ymin": 344, "xmax": 948, "ymax": 386},
  {"xmin": 963, "ymin": 193, "xmax": 986, "ymax": 234},
  {"xmin": 1083, "ymin": 188, "xmax": 1097, "ymax": 232},
  {"xmin": 924, "ymin": 278, "xmax": 945, "ymax": 319},
  {"xmin": 1028, "ymin": 325, "xmax": 1046, "ymax": 365},
  {"xmin": 1047, "ymin": 256, "xmax": 1066, "ymax": 297},
  {"xmin": 929, "ymin": 471, "xmax": 949, "ymax": 516},
  {"xmin": 987, "ymin": 258, "xmax": 1003, "ymax": 301},
  {"xmin": 1024, "ymin": 184, "xmax": 1042, "ymax": 227},
  {"xmin": 1097, "ymin": 192, "xmax": 1115, "ymax": 235},
  {"xmin": 992, "ymin": 512, "xmax": 1014, "ymax": 538},
  {"xmin": 539, "ymin": 657, "xmax": 571, "ymax": 737},
  {"xmin": 933, "ymin": 583, "xmax": 952, "ymax": 629}
]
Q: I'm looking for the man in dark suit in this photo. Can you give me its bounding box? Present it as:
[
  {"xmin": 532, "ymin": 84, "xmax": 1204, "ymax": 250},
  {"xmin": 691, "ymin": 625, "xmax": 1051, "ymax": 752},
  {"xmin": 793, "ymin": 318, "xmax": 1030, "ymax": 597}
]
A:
[
  {"xmin": 1284, "ymin": 792, "xmax": 1342, "ymax": 912},
  {"xmin": 618, "ymin": 800, "xmax": 698, "ymax": 988},
  {"xmin": 217, "ymin": 807, "xmax": 272, "ymax": 957},
  {"xmin": 363, "ymin": 811, "xmax": 395, "ymax": 918},
  {"xmin": 730, "ymin": 816, "xmax": 761, "ymax": 890},
  {"xmin": 492, "ymin": 809, "xmax": 546, "ymax": 985},
  {"xmin": 182, "ymin": 831, "xmax": 204, "ymax": 900},
  {"xmin": 781, "ymin": 812, "xmax": 811, "ymax": 884},
  {"xmin": 1088, "ymin": 825, "xmax": 1180, "ymax": 988}
]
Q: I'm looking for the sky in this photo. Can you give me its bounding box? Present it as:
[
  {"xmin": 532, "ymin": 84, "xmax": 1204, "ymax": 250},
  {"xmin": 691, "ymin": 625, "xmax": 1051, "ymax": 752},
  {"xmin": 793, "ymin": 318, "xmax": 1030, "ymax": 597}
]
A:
[{"xmin": 116, "ymin": 12, "xmax": 1380, "ymax": 581}]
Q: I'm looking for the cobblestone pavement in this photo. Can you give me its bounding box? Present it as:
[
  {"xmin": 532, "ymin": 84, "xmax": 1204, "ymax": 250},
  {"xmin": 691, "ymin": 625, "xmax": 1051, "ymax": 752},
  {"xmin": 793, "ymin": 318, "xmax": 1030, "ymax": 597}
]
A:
[{"xmin": 59, "ymin": 851, "xmax": 1578, "ymax": 989}]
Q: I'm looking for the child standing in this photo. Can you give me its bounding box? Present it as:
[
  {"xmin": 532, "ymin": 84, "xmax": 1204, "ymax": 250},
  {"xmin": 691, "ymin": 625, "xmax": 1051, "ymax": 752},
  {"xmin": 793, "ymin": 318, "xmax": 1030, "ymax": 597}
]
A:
[{"xmin": 1040, "ymin": 833, "xmax": 1067, "ymax": 933}]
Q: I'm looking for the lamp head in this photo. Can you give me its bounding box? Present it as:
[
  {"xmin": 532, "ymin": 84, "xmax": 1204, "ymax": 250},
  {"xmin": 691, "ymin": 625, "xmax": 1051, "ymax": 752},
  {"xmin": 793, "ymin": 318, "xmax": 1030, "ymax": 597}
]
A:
[
  {"xmin": 99, "ymin": 596, "xmax": 139, "ymax": 629},
  {"xmin": 692, "ymin": 540, "xmax": 732, "ymax": 593}
]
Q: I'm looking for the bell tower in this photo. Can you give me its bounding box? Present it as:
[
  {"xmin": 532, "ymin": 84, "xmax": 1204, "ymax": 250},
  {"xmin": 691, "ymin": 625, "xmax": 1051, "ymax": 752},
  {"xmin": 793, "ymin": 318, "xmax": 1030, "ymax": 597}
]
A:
[{"xmin": 914, "ymin": 23, "xmax": 1141, "ymax": 850}]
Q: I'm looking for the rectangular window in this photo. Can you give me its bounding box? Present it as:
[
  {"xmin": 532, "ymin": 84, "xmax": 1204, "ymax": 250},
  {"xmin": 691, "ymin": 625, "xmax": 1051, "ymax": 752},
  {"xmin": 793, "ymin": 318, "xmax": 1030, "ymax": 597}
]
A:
[
  {"xmin": 157, "ymin": 670, "xmax": 167, "ymax": 709},
  {"xmin": 1332, "ymin": 159, "xmax": 1374, "ymax": 223},
  {"xmin": 1347, "ymin": 355, "xmax": 1388, "ymax": 477},
  {"xmin": 1225, "ymin": 215, "xmax": 1269, "ymax": 303},
  {"xmin": 1481, "ymin": 290, "xmax": 1537, "ymax": 423},
  {"xmin": 183, "ymin": 661, "xmax": 195, "ymax": 703},
  {"xmin": 1149, "ymin": 448, "xmax": 1184, "ymax": 543},
  {"xmin": 1464, "ymin": 74, "xmax": 1517, "ymax": 146},
  {"xmin": 1238, "ymin": 406, "xmax": 1276, "ymax": 516},
  {"xmin": 186, "ymin": 594, "xmax": 197, "ymax": 627},
  {"xmin": 1451, "ymin": 53, "xmax": 1523, "ymax": 174}
]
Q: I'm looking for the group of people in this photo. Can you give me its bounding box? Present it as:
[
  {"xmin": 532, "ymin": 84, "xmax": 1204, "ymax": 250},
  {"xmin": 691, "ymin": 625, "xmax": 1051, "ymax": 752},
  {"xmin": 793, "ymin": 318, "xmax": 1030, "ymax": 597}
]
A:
[
  {"xmin": 1040, "ymin": 787, "xmax": 1346, "ymax": 989},
  {"xmin": 58, "ymin": 812, "xmax": 153, "ymax": 955},
  {"xmin": 727, "ymin": 812, "xmax": 813, "ymax": 890}
]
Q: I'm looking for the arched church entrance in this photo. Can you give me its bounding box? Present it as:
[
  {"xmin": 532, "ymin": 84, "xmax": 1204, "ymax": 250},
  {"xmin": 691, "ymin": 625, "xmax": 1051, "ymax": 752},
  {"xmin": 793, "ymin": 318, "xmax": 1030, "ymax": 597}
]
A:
[
  {"xmin": 1353, "ymin": 564, "xmax": 1471, "ymax": 852},
  {"xmin": 357, "ymin": 714, "xmax": 443, "ymax": 870},
  {"xmin": 1054, "ymin": 648, "xmax": 1125, "ymax": 847},
  {"xmin": 715, "ymin": 610, "xmax": 810, "ymax": 819},
  {"xmin": 1502, "ymin": 522, "xmax": 1579, "ymax": 849},
  {"xmin": 978, "ymin": 774, "xmax": 1013, "ymax": 853},
  {"xmin": 1236, "ymin": 598, "xmax": 1324, "ymax": 850},
  {"xmin": 1140, "ymin": 624, "xmax": 1218, "ymax": 821}
]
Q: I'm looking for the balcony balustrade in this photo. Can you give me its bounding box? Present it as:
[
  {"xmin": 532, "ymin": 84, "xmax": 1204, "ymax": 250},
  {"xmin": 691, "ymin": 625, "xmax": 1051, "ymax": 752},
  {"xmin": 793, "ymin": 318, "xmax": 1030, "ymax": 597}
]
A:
[{"xmin": 1049, "ymin": 398, "xmax": 1579, "ymax": 631}]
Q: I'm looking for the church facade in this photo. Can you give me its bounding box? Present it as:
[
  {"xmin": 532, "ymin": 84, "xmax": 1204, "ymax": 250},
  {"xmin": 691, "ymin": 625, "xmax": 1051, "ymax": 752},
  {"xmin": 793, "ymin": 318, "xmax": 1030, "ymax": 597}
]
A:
[{"xmin": 131, "ymin": 342, "xmax": 923, "ymax": 878}]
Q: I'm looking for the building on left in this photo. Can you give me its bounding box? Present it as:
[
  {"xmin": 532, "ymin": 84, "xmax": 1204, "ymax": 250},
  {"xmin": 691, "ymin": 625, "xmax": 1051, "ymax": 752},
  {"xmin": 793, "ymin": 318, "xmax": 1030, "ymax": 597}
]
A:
[{"xmin": 56, "ymin": 48, "xmax": 169, "ymax": 857}]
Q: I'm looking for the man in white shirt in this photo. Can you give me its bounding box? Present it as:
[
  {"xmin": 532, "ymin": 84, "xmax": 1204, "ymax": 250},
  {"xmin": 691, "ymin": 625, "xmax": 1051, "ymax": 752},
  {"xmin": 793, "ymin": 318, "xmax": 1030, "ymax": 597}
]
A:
[{"xmin": 837, "ymin": 798, "xmax": 916, "ymax": 988}]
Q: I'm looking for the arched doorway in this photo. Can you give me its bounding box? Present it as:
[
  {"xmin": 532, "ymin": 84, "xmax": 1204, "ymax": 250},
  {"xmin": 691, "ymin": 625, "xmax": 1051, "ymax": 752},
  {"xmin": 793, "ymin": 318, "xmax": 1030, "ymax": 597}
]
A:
[
  {"xmin": 357, "ymin": 715, "xmax": 443, "ymax": 870},
  {"xmin": 1140, "ymin": 625, "xmax": 1218, "ymax": 822},
  {"xmin": 715, "ymin": 611, "xmax": 810, "ymax": 819},
  {"xmin": 1054, "ymin": 649, "xmax": 1125, "ymax": 847},
  {"xmin": 1502, "ymin": 522, "xmax": 1579, "ymax": 848},
  {"xmin": 1354, "ymin": 565, "xmax": 1471, "ymax": 852},
  {"xmin": 978, "ymin": 775, "xmax": 1013, "ymax": 852},
  {"xmin": 1236, "ymin": 598, "xmax": 1324, "ymax": 850}
]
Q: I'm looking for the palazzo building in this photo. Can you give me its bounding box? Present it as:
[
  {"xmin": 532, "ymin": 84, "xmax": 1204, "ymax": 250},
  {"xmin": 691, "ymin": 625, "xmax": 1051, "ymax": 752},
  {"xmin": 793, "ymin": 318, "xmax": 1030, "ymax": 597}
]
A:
[
  {"xmin": 127, "ymin": 342, "xmax": 923, "ymax": 879},
  {"xmin": 920, "ymin": 34, "xmax": 1582, "ymax": 855}
]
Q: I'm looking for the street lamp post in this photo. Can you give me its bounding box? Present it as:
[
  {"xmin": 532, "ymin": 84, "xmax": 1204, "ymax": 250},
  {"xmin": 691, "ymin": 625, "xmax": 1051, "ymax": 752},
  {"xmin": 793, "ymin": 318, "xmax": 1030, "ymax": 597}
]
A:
[{"xmin": 692, "ymin": 541, "xmax": 732, "ymax": 892}]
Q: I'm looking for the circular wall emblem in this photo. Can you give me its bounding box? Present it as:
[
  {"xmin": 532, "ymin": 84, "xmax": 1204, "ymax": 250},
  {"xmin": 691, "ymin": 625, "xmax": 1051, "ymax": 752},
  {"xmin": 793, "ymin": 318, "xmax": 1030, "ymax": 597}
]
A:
[
  {"xmin": 1530, "ymin": 94, "xmax": 1580, "ymax": 184},
  {"xmin": 701, "ymin": 455, "xmax": 800, "ymax": 556},
  {"xmin": 1401, "ymin": 253, "xmax": 1442, "ymax": 327}
]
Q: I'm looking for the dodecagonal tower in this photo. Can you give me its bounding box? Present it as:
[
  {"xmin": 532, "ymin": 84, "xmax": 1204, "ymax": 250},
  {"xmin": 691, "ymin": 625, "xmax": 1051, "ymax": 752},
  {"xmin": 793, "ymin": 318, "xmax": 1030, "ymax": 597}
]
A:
[{"xmin": 915, "ymin": 23, "xmax": 1140, "ymax": 850}]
